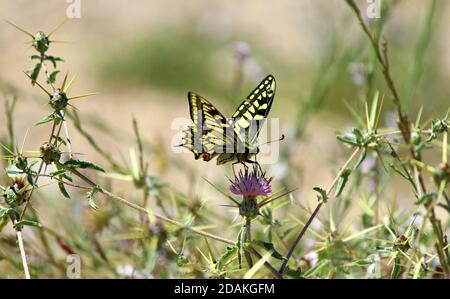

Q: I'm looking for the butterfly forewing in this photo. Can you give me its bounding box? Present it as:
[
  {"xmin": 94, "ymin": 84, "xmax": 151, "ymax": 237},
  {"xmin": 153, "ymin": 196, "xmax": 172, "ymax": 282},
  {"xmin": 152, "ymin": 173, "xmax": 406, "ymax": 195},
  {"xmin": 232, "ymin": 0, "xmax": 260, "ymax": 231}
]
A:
[{"xmin": 231, "ymin": 75, "xmax": 276, "ymax": 146}]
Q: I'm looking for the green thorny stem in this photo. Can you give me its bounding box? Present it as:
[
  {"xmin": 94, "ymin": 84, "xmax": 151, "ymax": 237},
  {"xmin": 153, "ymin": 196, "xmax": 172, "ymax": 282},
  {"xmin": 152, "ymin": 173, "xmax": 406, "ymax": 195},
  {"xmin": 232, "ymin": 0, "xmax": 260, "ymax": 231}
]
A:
[
  {"xmin": 11, "ymin": 29, "xmax": 64, "ymax": 278},
  {"xmin": 345, "ymin": 0, "xmax": 449, "ymax": 277},
  {"xmin": 279, "ymin": 146, "xmax": 362, "ymax": 276}
]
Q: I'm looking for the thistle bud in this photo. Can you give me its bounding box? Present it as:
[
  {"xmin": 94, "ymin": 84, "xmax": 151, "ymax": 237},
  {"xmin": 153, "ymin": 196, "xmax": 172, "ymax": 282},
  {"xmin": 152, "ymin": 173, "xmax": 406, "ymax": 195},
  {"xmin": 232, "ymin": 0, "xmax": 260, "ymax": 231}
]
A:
[
  {"xmin": 50, "ymin": 89, "xmax": 69, "ymax": 111},
  {"xmin": 40, "ymin": 142, "xmax": 61, "ymax": 164},
  {"xmin": 33, "ymin": 31, "xmax": 50, "ymax": 54}
]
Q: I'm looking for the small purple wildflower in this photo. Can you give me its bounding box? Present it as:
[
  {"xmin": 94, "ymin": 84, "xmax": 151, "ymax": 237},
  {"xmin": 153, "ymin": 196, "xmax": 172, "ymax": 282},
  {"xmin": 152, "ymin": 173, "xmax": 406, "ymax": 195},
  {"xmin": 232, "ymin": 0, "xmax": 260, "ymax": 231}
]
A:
[
  {"xmin": 233, "ymin": 41, "xmax": 250, "ymax": 65},
  {"xmin": 229, "ymin": 166, "xmax": 272, "ymax": 198}
]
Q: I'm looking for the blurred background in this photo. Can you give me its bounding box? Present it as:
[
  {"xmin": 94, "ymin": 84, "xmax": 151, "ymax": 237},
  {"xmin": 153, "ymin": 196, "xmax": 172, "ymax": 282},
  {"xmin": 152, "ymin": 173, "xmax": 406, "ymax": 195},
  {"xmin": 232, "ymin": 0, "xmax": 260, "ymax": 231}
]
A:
[{"xmin": 0, "ymin": 0, "xmax": 449, "ymax": 278}]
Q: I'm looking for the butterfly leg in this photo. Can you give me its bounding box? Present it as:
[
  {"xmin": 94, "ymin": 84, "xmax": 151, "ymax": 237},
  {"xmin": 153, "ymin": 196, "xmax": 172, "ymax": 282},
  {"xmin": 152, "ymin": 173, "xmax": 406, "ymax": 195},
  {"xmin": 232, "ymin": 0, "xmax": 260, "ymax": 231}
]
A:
[
  {"xmin": 244, "ymin": 158, "xmax": 264, "ymax": 173},
  {"xmin": 232, "ymin": 161, "xmax": 241, "ymax": 176}
]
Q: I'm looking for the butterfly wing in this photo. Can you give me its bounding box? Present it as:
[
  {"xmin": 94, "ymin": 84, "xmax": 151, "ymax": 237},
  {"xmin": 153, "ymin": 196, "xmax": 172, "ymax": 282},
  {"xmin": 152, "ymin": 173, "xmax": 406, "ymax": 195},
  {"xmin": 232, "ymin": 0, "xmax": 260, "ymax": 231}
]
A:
[
  {"xmin": 180, "ymin": 92, "xmax": 231, "ymax": 161},
  {"xmin": 181, "ymin": 75, "xmax": 276, "ymax": 164},
  {"xmin": 230, "ymin": 75, "xmax": 276, "ymax": 146}
]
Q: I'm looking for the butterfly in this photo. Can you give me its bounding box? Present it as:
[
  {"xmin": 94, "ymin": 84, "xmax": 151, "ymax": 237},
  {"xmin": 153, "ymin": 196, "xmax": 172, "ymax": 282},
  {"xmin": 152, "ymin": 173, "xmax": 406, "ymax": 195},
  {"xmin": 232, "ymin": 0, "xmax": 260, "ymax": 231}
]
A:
[{"xmin": 179, "ymin": 74, "xmax": 276, "ymax": 166}]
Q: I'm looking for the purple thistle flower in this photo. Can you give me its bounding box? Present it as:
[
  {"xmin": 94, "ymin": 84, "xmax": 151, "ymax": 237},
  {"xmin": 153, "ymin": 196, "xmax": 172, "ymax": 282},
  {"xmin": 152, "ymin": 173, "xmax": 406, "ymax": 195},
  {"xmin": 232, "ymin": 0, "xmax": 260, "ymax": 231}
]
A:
[{"xmin": 229, "ymin": 166, "xmax": 272, "ymax": 198}]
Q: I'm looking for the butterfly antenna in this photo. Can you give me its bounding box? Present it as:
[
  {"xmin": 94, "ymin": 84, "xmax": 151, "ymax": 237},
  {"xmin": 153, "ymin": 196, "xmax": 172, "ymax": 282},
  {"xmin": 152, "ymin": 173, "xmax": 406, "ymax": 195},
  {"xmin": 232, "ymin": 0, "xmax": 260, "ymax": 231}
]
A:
[{"xmin": 257, "ymin": 134, "xmax": 285, "ymax": 147}]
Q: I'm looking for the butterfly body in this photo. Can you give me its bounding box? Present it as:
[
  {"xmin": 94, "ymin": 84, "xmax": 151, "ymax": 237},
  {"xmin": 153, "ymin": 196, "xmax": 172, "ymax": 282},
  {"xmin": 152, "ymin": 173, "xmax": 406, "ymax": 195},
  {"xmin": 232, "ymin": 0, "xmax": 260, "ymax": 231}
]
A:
[{"xmin": 180, "ymin": 75, "xmax": 276, "ymax": 166}]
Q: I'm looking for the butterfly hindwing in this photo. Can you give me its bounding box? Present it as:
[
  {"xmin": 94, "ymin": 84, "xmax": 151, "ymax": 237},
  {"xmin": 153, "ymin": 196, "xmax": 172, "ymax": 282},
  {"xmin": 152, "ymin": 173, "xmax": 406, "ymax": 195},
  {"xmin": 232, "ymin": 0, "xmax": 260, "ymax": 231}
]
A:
[{"xmin": 181, "ymin": 92, "xmax": 232, "ymax": 161}]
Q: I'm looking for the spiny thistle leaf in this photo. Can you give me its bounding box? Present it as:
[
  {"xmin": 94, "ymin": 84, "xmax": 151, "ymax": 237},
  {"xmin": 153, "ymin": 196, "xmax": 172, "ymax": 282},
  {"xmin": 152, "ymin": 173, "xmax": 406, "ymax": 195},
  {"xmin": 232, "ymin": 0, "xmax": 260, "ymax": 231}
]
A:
[
  {"xmin": 217, "ymin": 246, "xmax": 237, "ymax": 271},
  {"xmin": 58, "ymin": 182, "xmax": 70, "ymax": 199},
  {"xmin": 313, "ymin": 187, "xmax": 328, "ymax": 203},
  {"xmin": 86, "ymin": 186, "xmax": 100, "ymax": 210},
  {"xmin": 13, "ymin": 220, "xmax": 42, "ymax": 230},
  {"xmin": 334, "ymin": 168, "xmax": 352, "ymax": 198},
  {"xmin": 63, "ymin": 159, "xmax": 105, "ymax": 172},
  {"xmin": 254, "ymin": 241, "xmax": 285, "ymax": 260},
  {"xmin": 47, "ymin": 70, "xmax": 60, "ymax": 84}
]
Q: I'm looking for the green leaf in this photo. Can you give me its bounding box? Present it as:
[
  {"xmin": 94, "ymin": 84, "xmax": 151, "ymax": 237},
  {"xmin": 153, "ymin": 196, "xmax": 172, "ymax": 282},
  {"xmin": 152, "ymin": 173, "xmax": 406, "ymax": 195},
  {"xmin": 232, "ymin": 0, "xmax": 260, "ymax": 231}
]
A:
[
  {"xmin": 13, "ymin": 220, "xmax": 42, "ymax": 230},
  {"xmin": 58, "ymin": 182, "xmax": 70, "ymax": 199},
  {"xmin": 217, "ymin": 246, "xmax": 237, "ymax": 270},
  {"xmin": 35, "ymin": 114, "xmax": 56, "ymax": 126},
  {"xmin": 336, "ymin": 134, "xmax": 359, "ymax": 146},
  {"xmin": 86, "ymin": 186, "xmax": 100, "ymax": 210},
  {"xmin": 44, "ymin": 55, "xmax": 63, "ymax": 68},
  {"xmin": 30, "ymin": 54, "xmax": 41, "ymax": 61},
  {"xmin": 236, "ymin": 226, "xmax": 245, "ymax": 268},
  {"xmin": 64, "ymin": 160, "xmax": 105, "ymax": 172},
  {"xmin": 244, "ymin": 250, "xmax": 254, "ymax": 268},
  {"xmin": 35, "ymin": 112, "xmax": 63, "ymax": 126},
  {"xmin": 0, "ymin": 207, "xmax": 20, "ymax": 221},
  {"xmin": 51, "ymin": 169, "xmax": 67, "ymax": 177},
  {"xmin": 284, "ymin": 266, "xmax": 303, "ymax": 278},
  {"xmin": 375, "ymin": 246, "xmax": 394, "ymax": 253},
  {"xmin": 28, "ymin": 62, "xmax": 42, "ymax": 85},
  {"xmin": 354, "ymin": 148, "xmax": 367, "ymax": 170},
  {"xmin": 353, "ymin": 258, "xmax": 374, "ymax": 266},
  {"xmin": 47, "ymin": 70, "xmax": 60, "ymax": 84},
  {"xmin": 334, "ymin": 169, "xmax": 352, "ymax": 198},
  {"xmin": 390, "ymin": 257, "xmax": 401, "ymax": 279},
  {"xmin": 303, "ymin": 259, "xmax": 328, "ymax": 278},
  {"xmin": 254, "ymin": 241, "xmax": 285, "ymax": 260},
  {"xmin": 352, "ymin": 128, "xmax": 363, "ymax": 142},
  {"xmin": 416, "ymin": 192, "xmax": 436, "ymax": 205},
  {"xmin": 313, "ymin": 187, "xmax": 328, "ymax": 203}
]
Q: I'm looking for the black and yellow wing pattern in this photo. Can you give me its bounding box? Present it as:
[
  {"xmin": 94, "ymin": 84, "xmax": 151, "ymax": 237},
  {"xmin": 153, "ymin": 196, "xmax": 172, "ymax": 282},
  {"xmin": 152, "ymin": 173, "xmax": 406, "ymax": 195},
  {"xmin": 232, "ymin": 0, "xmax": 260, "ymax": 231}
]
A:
[
  {"xmin": 230, "ymin": 75, "xmax": 276, "ymax": 145},
  {"xmin": 180, "ymin": 74, "xmax": 276, "ymax": 165}
]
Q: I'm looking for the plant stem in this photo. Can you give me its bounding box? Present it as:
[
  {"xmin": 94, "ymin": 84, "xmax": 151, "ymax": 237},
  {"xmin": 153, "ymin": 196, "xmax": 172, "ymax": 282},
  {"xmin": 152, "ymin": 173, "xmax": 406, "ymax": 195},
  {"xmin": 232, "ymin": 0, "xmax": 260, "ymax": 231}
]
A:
[
  {"xmin": 279, "ymin": 146, "xmax": 361, "ymax": 276},
  {"xmin": 19, "ymin": 119, "xmax": 58, "ymax": 220},
  {"xmin": 14, "ymin": 222, "xmax": 31, "ymax": 279},
  {"xmin": 247, "ymin": 247, "xmax": 282, "ymax": 279},
  {"xmin": 345, "ymin": 0, "xmax": 448, "ymax": 278},
  {"xmin": 70, "ymin": 168, "xmax": 235, "ymax": 245}
]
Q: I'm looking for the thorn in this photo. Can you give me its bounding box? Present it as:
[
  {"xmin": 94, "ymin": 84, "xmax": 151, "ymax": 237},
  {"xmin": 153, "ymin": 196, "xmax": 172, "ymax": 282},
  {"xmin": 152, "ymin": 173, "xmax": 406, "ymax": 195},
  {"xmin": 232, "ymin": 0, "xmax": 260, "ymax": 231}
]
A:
[
  {"xmin": 48, "ymin": 40, "xmax": 72, "ymax": 44},
  {"xmin": 6, "ymin": 20, "xmax": 34, "ymax": 39},
  {"xmin": 47, "ymin": 19, "xmax": 67, "ymax": 38},
  {"xmin": 64, "ymin": 74, "xmax": 77, "ymax": 93},
  {"xmin": 21, "ymin": 128, "xmax": 30, "ymax": 154},
  {"xmin": 61, "ymin": 72, "xmax": 69, "ymax": 92},
  {"xmin": 219, "ymin": 204, "xmax": 240, "ymax": 208},
  {"xmin": 23, "ymin": 71, "xmax": 52, "ymax": 96},
  {"xmin": 68, "ymin": 92, "xmax": 99, "ymax": 100}
]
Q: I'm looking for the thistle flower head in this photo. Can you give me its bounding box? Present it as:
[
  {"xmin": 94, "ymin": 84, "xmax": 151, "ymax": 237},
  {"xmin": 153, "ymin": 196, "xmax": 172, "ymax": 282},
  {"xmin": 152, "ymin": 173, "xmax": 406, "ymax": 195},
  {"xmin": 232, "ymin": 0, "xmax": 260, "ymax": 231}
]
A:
[
  {"xmin": 3, "ymin": 165, "xmax": 31, "ymax": 207},
  {"xmin": 229, "ymin": 165, "xmax": 272, "ymax": 198}
]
